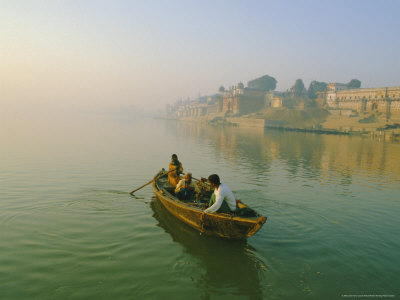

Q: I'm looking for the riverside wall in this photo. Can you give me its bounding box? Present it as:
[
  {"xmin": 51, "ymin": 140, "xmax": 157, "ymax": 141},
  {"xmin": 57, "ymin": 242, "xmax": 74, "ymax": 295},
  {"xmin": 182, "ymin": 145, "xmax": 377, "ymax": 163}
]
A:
[
  {"xmin": 171, "ymin": 112, "xmax": 400, "ymax": 141},
  {"xmin": 225, "ymin": 117, "xmax": 266, "ymax": 128}
]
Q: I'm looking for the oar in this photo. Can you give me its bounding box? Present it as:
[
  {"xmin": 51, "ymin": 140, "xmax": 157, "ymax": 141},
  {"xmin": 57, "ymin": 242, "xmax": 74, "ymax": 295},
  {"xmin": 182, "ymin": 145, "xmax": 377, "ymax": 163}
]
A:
[
  {"xmin": 129, "ymin": 179, "xmax": 154, "ymax": 195},
  {"xmin": 129, "ymin": 169, "xmax": 174, "ymax": 195}
]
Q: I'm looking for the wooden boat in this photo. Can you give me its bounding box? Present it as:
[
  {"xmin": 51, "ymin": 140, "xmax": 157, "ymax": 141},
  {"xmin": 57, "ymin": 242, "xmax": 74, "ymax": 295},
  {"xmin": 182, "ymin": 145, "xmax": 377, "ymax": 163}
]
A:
[{"xmin": 151, "ymin": 169, "xmax": 267, "ymax": 239}]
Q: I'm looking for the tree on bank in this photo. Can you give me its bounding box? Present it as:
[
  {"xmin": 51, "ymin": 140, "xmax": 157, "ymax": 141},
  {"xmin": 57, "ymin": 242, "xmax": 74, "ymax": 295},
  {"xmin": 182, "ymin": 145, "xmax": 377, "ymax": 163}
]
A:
[
  {"xmin": 291, "ymin": 79, "xmax": 306, "ymax": 97},
  {"xmin": 308, "ymin": 81, "xmax": 328, "ymax": 99},
  {"xmin": 247, "ymin": 75, "xmax": 277, "ymax": 92},
  {"xmin": 347, "ymin": 79, "xmax": 361, "ymax": 88}
]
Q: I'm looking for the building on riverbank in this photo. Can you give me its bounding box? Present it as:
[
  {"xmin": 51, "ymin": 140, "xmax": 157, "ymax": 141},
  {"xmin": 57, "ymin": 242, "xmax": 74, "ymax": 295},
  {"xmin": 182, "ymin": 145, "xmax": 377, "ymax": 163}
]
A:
[
  {"xmin": 166, "ymin": 81, "xmax": 400, "ymax": 130},
  {"xmin": 265, "ymin": 91, "xmax": 284, "ymax": 108},
  {"xmin": 325, "ymin": 85, "xmax": 400, "ymax": 120},
  {"xmin": 171, "ymin": 83, "xmax": 267, "ymax": 117},
  {"xmin": 173, "ymin": 95, "xmax": 220, "ymax": 118},
  {"xmin": 218, "ymin": 83, "xmax": 265, "ymax": 115}
]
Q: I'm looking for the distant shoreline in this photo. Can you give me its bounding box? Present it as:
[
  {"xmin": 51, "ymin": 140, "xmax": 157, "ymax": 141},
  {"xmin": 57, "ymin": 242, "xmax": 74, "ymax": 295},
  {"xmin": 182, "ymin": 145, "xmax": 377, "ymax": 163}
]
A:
[{"xmin": 162, "ymin": 111, "xmax": 400, "ymax": 141}]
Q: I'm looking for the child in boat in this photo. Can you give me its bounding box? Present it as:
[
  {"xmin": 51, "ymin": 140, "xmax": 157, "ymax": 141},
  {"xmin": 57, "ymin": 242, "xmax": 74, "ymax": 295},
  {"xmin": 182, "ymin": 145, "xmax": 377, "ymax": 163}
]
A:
[
  {"xmin": 168, "ymin": 154, "xmax": 183, "ymax": 187},
  {"xmin": 175, "ymin": 172, "xmax": 200, "ymax": 201}
]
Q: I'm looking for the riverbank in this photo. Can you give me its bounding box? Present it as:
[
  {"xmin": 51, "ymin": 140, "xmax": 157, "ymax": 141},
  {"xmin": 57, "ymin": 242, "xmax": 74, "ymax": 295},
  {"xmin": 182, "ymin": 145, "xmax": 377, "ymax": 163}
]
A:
[{"xmin": 173, "ymin": 108, "xmax": 400, "ymax": 141}]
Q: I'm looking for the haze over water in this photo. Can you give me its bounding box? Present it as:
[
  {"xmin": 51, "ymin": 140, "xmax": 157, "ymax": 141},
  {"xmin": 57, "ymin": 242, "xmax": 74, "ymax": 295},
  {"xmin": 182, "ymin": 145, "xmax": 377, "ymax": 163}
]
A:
[{"xmin": 1, "ymin": 112, "xmax": 399, "ymax": 299}]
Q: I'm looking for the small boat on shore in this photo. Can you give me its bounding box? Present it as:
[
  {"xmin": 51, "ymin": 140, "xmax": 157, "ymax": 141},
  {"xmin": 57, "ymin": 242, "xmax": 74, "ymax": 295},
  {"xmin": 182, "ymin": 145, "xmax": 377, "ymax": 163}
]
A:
[{"xmin": 151, "ymin": 170, "xmax": 267, "ymax": 239}]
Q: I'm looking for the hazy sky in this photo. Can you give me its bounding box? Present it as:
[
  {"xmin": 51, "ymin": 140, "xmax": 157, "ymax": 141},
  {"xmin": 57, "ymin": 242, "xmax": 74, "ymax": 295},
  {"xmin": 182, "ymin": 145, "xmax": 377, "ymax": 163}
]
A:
[{"xmin": 1, "ymin": 0, "xmax": 399, "ymax": 111}]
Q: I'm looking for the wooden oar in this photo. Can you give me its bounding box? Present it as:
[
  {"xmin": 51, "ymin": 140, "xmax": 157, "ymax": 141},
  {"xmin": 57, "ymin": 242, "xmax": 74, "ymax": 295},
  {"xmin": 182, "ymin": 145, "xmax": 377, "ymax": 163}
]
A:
[
  {"xmin": 130, "ymin": 169, "xmax": 173, "ymax": 195},
  {"xmin": 129, "ymin": 179, "xmax": 154, "ymax": 195}
]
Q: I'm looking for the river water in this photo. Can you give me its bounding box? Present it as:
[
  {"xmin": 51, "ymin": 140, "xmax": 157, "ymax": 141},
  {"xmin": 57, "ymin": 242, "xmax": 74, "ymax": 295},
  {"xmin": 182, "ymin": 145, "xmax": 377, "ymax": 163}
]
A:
[{"xmin": 1, "ymin": 111, "xmax": 399, "ymax": 299}]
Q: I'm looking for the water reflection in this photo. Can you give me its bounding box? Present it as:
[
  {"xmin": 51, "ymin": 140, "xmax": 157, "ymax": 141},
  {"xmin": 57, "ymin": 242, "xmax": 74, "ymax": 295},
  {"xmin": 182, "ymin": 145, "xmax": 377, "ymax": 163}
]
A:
[
  {"xmin": 164, "ymin": 121, "xmax": 400, "ymax": 186},
  {"xmin": 150, "ymin": 197, "xmax": 266, "ymax": 300}
]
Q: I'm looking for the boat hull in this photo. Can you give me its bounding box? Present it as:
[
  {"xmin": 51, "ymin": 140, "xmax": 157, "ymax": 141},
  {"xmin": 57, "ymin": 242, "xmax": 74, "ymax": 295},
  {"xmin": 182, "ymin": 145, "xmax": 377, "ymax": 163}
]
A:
[{"xmin": 151, "ymin": 172, "xmax": 266, "ymax": 239}]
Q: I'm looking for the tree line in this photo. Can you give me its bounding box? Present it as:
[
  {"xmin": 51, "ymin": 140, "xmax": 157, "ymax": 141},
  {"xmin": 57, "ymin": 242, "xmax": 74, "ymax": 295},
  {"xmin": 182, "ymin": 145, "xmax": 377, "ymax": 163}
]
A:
[{"xmin": 243, "ymin": 75, "xmax": 361, "ymax": 99}]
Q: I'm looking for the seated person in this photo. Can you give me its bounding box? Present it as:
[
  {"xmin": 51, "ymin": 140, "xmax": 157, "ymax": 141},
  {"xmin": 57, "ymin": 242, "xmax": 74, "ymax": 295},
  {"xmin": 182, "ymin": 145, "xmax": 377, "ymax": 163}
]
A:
[
  {"xmin": 204, "ymin": 174, "xmax": 237, "ymax": 214},
  {"xmin": 168, "ymin": 154, "xmax": 183, "ymax": 187},
  {"xmin": 175, "ymin": 173, "xmax": 200, "ymax": 201}
]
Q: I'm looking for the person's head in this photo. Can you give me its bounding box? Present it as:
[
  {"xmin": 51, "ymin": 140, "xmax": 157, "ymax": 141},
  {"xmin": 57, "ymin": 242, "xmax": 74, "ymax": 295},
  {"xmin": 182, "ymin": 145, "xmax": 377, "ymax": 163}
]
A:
[
  {"xmin": 184, "ymin": 172, "xmax": 192, "ymax": 183},
  {"xmin": 171, "ymin": 154, "xmax": 178, "ymax": 161},
  {"xmin": 208, "ymin": 174, "xmax": 220, "ymax": 187}
]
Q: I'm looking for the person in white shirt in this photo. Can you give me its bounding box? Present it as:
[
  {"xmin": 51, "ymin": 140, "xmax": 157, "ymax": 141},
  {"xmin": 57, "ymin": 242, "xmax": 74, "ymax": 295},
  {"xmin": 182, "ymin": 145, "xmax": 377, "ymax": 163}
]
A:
[{"xmin": 204, "ymin": 174, "xmax": 237, "ymax": 214}]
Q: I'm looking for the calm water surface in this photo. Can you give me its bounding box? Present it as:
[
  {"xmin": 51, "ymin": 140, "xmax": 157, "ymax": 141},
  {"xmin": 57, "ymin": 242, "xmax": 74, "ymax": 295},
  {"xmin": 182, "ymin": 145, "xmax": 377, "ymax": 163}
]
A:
[{"xmin": 1, "ymin": 112, "xmax": 399, "ymax": 299}]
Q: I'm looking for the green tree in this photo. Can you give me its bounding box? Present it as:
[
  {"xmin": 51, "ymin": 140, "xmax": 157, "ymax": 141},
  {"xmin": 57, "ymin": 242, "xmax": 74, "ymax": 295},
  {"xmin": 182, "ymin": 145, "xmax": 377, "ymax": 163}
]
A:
[
  {"xmin": 291, "ymin": 79, "xmax": 305, "ymax": 97},
  {"xmin": 218, "ymin": 86, "xmax": 225, "ymax": 93},
  {"xmin": 247, "ymin": 75, "xmax": 277, "ymax": 92},
  {"xmin": 308, "ymin": 81, "xmax": 327, "ymax": 99},
  {"xmin": 347, "ymin": 79, "xmax": 361, "ymax": 88}
]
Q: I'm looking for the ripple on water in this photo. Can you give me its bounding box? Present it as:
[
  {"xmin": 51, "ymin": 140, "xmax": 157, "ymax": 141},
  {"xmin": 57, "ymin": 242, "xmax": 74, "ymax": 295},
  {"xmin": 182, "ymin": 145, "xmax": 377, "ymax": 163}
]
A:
[{"xmin": 2, "ymin": 118, "xmax": 400, "ymax": 299}]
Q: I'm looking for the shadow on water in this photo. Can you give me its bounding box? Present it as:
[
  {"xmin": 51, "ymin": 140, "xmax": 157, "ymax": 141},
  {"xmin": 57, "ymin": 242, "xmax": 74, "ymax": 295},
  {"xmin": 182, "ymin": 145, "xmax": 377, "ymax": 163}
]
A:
[{"xmin": 150, "ymin": 197, "xmax": 267, "ymax": 300}]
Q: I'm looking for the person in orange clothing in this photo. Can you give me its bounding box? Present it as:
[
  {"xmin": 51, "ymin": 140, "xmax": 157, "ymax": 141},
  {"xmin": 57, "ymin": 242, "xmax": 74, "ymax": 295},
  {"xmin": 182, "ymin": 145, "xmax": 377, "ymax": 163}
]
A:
[{"xmin": 168, "ymin": 154, "xmax": 183, "ymax": 187}]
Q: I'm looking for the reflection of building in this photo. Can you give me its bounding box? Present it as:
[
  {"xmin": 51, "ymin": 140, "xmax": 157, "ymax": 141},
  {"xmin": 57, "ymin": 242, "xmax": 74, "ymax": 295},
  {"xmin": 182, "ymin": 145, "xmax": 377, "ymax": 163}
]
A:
[
  {"xmin": 168, "ymin": 120, "xmax": 400, "ymax": 181},
  {"xmin": 326, "ymin": 85, "xmax": 400, "ymax": 117}
]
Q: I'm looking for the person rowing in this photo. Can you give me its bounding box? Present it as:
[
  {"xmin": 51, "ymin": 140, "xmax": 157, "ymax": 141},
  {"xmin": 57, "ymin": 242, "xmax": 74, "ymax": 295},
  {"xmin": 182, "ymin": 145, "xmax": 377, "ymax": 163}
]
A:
[{"xmin": 203, "ymin": 174, "xmax": 237, "ymax": 214}]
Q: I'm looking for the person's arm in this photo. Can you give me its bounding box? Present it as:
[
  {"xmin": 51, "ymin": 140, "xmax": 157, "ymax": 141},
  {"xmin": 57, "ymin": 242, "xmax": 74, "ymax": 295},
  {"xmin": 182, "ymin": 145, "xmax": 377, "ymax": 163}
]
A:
[
  {"xmin": 204, "ymin": 190, "xmax": 223, "ymax": 213},
  {"xmin": 175, "ymin": 180, "xmax": 183, "ymax": 194}
]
